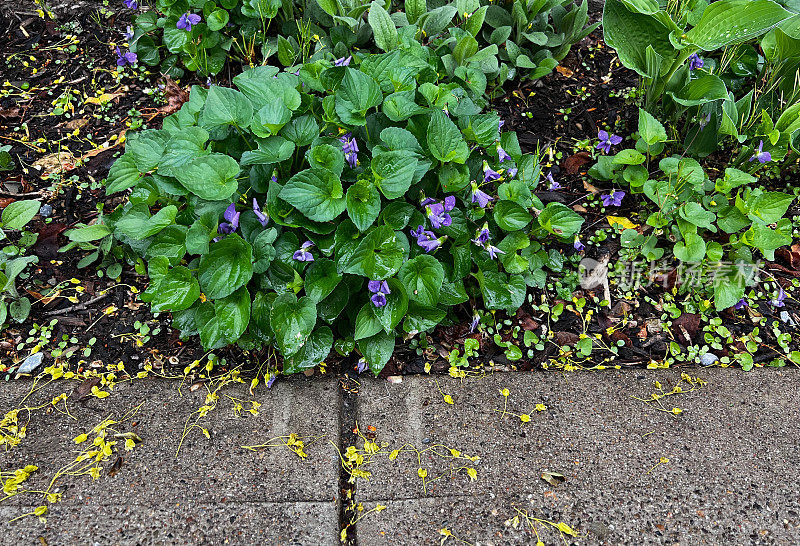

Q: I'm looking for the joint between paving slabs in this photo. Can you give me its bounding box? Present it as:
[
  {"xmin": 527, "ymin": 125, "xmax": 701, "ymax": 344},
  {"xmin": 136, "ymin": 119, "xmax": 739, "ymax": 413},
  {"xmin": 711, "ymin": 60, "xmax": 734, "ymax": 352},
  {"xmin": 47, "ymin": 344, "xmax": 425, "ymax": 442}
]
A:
[{"xmin": 338, "ymin": 366, "xmax": 361, "ymax": 545}]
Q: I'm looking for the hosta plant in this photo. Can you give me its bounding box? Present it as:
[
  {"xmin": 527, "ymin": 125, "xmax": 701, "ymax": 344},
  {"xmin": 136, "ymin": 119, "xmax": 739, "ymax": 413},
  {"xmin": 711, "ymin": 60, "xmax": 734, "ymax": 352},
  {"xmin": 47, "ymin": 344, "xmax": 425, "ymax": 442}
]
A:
[
  {"xmin": 74, "ymin": 48, "xmax": 583, "ymax": 374},
  {"xmin": 603, "ymin": 0, "xmax": 793, "ymax": 112}
]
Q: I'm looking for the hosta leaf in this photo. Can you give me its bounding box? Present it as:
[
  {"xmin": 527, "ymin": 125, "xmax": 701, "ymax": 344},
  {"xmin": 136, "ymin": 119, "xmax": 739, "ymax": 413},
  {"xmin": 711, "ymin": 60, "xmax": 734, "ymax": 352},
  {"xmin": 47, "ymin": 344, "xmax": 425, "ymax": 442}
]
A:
[{"xmin": 686, "ymin": 0, "xmax": 791, "ymax": 51}]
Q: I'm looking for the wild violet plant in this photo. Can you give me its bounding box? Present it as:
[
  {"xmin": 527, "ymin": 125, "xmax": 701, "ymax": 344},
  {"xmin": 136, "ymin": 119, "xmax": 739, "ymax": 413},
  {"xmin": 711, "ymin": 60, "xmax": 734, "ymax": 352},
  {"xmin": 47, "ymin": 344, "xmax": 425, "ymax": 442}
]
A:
[
  {"xmin": 588, "ymin": 109, "xmax": 795, "ymax": 310},
  {"xmin": 71, "ymin": 48, "xmax": 583, "ymax": 374},
  {"xmin": 125, "ymin": 0, "xmax": 595, "ymax": 88}
]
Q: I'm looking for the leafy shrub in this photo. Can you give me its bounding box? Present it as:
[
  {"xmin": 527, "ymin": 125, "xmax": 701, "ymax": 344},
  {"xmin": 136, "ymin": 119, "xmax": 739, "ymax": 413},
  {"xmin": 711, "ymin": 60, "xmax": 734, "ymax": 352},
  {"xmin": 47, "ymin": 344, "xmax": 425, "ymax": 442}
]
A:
[
  {"xmin": 82, "ymin": 47, "xmax": 583, "ymax": 374},
  {"xmin": 127, "ymin": 0, "xmax": 596, "ymax": 87},
  {"xmin": 589, "ymin": 109, "xmax": 795, "ymax": 310}
]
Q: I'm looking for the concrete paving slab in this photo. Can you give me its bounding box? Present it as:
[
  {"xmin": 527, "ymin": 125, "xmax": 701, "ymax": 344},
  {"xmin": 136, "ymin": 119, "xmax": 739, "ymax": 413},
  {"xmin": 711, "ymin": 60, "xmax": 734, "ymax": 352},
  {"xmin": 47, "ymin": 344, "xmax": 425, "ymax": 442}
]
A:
[
  {"xmin": 0, "ymin": 501, "xmax": 338, "ymax": 545},
  {"xmin": 0, "ymin": 377, "xmax": 341, "ymax": 505},
  {"xmin": 355, "ymin": 369, "xmax": 800, "ymax": 544}
]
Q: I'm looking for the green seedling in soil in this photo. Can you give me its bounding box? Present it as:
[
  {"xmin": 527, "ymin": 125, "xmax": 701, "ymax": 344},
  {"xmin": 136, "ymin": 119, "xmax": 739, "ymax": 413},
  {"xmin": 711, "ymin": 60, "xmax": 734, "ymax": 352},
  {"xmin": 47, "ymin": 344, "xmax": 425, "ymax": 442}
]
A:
[
  {"xmin": 506, "ymin": 507, "xmax": 581, "ymax": 545},
  {"xmin": 448, "ymin": 338, "xmax": 479, "ymax": 369},
  {"xmin": 112, "ymin": 320, "xmax": 161, "ymax": 348}
]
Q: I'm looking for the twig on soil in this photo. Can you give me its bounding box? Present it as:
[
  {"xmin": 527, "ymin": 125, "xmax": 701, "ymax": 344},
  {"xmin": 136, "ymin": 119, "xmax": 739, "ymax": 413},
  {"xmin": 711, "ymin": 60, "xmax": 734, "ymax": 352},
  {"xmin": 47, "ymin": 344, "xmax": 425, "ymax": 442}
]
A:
[{"xmin": 44, "ymin": 293, "xmax": 109, "ymax": 316}]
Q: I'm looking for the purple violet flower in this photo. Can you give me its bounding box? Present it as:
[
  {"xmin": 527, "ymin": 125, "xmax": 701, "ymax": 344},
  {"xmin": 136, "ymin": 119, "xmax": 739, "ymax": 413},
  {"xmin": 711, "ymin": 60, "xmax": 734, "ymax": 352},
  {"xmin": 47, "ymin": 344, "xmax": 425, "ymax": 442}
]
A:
[
  {"xmin": 749, "ymin": 140, "xmax": 772, "ymax": 164},
  {"xmin": 507, "ymin": 167, "xmax": 517, "ymax": 178},
  {"xmin": 471, "ymin": 224, "xmax": 491, "ymax": 247},
  {"xmin": 772, "ymin": 286, "xmax": 786, "ymax": 308},
  {"xmin": 546, "ymin": 172, "xmax": 561, "ymax": 190},
  {"xmin": 470, "ymin": 182, "xmax": 493, "ymax": 208},
  {"xmin": 115, "ymin": 47, "xmax": 137, "ymax": 67},
  {"xmin": 177, "ymin": 12, "xmax": 201, "ymax": 31},
  {"xmin": 687, "ymin": 53, "xmax": 704, "ymax": 71},
  {"xmin": 123, "ymin": 26, "xmax": 134, "ymax": 41},
  {"xmin": 483, "ymin": 163, "xmax": 501, "ymax": 183},
  {"xmin": 497, "ymin": 144, "xmax": 512, "ymax": 162},
  {"xmin": 699, "ymin": 111, "xmax": 712, "ymax": 129},
  {"xmin": 734, "ymin": 298, "xmax": 749, "ymax": 310},
  {"xmin": 600, "ymin": 190, "xmax": 626, "ymax": 207},
  {"xmin": 498, "ymin": 119, "xmax": 504, "ymax": 129},
  {"xmin": 356, "ymin": 359, "xmax": 368, "ymax": 374},
  {"xmin": 574, "ymin": 237, "xmax": 585, "ymax": 252},
  {"xmin": 218, "ymin": 203, "xmax": 240, "ymax": 235},
  {"xmin": 469, "ymin": 314, "xmax": 480, "ymax": 333},
  {"xmin": 123, "ymin": 0, "xmax": 137, "ymax": 8},
  {"xmin": 423, "ymin": 196, "xmax": 455, "ymax": 229},
  {"xmin": 334, "ymin": 56, "xmax": 352, "ymax": 67},
  {"xmin": 596, "ymin": 129, "xmax": 622, "ymax": 154},
  {"xmin": 266, "ymin": 373, "xmax": 276, "ymax": 388},
  {"xmin": 368, "ymin": 280, "xmax": 391, "ymax": 308},
  {"xmin": 339, "ymin": 132, "xmax": 359, "ymax": 168},
  {"xmin": 410, "ymin": 225, "xmax": 444, "ymax": 252},
  {"xmin": 253, "ymin": 198, "xmax": 268, "ymax": 227},
  {"xmin": 410, "ymin": 225, "xmax": 426, "ymax": 239},
  {"xmin": 293, "ymin": 241, "xmax": 315, "ymax": 262},
  {"xmin": 486, "ymin": 245, "xmax": 505, "ymax": 260}
]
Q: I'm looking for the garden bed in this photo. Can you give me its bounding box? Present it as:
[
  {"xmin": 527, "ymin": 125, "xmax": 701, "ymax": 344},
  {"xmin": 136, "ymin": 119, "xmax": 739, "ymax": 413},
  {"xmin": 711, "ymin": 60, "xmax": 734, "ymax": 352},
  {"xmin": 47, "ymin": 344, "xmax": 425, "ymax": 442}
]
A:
[{"xmin": 1, "ymin": 0, "xmax": 799, "ymax": 384}]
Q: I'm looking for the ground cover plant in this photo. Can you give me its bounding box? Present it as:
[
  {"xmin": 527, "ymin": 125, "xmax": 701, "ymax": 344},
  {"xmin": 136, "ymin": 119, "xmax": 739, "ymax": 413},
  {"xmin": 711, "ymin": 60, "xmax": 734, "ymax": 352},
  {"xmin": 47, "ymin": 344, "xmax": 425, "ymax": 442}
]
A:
[
  {"xmin": 125, "ymin": 0, "xmax": 597, "ymax": 88},
  {"xmin": 1, "ymin": 0, "xmax": 800, "ymax": 385},
  {"xmin": 72, "ymin": 44, "xmax": 585, "ymax": 374}
]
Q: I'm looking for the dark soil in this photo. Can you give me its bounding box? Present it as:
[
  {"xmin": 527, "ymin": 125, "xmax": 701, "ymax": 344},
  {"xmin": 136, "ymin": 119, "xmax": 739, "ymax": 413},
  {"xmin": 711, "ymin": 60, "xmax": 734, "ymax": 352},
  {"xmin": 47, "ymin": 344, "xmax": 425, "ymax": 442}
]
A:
[{"xmin": 1, "ymin": 1, "xmax": 798, "ymax": 382}]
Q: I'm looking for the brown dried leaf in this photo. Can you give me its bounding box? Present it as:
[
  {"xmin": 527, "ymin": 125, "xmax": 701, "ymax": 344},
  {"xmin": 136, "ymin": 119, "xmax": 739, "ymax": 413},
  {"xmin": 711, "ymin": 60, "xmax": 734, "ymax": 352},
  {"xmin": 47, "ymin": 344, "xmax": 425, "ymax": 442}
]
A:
[
  {"xmin": 71, "ymin": 377, "xmax": 101, "ymax": 400},
  {"xmin": 107, "ymin": 456, "xmax": 124, "ymax": 477},
  {"xmin": 158, "ymin": 77, "xmax": 191, "ymax": 115},
  {"xmin": 562, "ymin": 151, "xmax": 592, "ymax": 175},
  {"xmin": 670, "ymin": 313, "xmax": 700, "ymax": 345},
  {"xmin": 554, "ymin": 331, "xmax": 580, "ymax": 346},
  {"xmin": 33, "ymin": 152, "xmax": 75, "ymax": 176},
  {"xmin": 582, "ymin": 179, "xmax": 601, "ymax": 194},
  {"xmin": 555, "ymin": 65, "xmax": 574, "ymax": 78},
  {"xmin": 0, "ymin": 107, "xmax": 21, "ymax": 119},
  {"xmin": 62, "ymin": 118, "xmax": 89, "ymax": 130}
]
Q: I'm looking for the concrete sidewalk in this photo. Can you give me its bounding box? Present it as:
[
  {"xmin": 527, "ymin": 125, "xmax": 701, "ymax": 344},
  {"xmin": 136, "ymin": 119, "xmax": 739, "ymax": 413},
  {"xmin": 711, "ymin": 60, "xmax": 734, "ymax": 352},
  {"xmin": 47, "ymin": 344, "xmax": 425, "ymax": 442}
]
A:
[{"xmin": 1, "ymin": 369, "xmax": 798, "ymax": 545}]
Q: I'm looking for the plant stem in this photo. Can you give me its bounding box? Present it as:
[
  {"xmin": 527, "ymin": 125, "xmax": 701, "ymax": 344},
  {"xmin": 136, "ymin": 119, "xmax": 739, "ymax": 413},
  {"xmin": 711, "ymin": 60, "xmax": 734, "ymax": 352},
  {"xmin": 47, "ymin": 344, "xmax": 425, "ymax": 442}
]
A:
[{"xmin": 648, "ymin": 48, "xmax": 696, "ymax": 110}]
